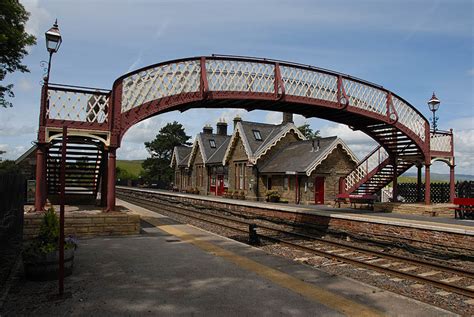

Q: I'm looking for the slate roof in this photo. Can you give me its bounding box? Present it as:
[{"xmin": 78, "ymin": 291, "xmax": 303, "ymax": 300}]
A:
[
  {"xmin": 223, "ymin": 120, "xmax": 306, "ymax": 165},
  {"xmin": 187, "ymin": 132, "xmax": 231, "ymax": 166},
  {"xmin": 171, "ymin": 145, "xmax": 192, "ymax": 167},
  {"xmin": 259, "ymin": 137, "xmax": 358, "ymax": 176},
  {"xmin": 199, "ymin": 132, "xmax": 231, "ymax": 164},
  {"xmin": 239, "ymin": 121, "xmax": 288, "ymax": 155}
]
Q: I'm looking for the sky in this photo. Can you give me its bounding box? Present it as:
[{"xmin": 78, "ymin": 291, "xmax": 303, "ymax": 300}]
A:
[{"xmin": 1, "ymin": 0, "xmax": 473, "ymax": 175}]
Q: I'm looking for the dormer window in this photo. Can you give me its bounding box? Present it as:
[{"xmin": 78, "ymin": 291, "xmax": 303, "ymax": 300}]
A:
[
  {"xmin": 252, "ymin": 130, "xmax": 262, "ymax": 141},
  {"xmin": 209, "ymin": 139, "xmax": 216, "ymax": 148}
]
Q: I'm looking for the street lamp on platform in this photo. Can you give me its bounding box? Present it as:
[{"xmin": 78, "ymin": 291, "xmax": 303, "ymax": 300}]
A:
[
  {"xmin": 427, "ymin": 92, "xmax": 440, "ymax": 132},
  {"xmin": 44, "ymin": 20, "xmax": 62, "ymax": 83}
]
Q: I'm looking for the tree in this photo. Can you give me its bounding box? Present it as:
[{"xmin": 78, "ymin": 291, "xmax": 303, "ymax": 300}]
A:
[
  {"xmin": 0, "ymin": 0, "xmax": 36, "ymax": 108},
  {"xmin": 142, "ymin": 121, "xmax": 191, "ymax": 186},
  {"xmin": 298, "ymin": 123, "xmax": 320, "ymax": 139}
]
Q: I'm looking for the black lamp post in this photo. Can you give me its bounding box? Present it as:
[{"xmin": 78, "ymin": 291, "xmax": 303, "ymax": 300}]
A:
[
  {"xmin": 44, "ymin": 20, "xmax": 62, "ymax": 83},
  {"xmin": 427, "ymin": 92, "xmax": 440, "ymax": 132}
]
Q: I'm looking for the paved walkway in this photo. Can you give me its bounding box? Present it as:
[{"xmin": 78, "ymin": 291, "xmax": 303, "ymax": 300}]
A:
[{"xmin": 2, "ymin": 198, "xmax": 455, "ymax": 316}]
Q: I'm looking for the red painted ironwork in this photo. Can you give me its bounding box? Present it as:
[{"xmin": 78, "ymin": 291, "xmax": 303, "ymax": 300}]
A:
[
  {"xmin": 106, "ymin": 148, "xmax": 116, "ymax": 211},
  {"xmin": 58, "ymin": 126, "xmax": 67, "ymax": 295},
  {"xmin": 34, "ymin": 145, "xmax": 46, "ymax": 210},
  {"xmin": 35, "ymin": 55, "xmax": 455, "ymax": 209}
]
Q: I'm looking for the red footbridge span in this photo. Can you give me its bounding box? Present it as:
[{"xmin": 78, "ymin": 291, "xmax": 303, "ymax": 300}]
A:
[{"xmin": 34, "ymin": 55, "xmax": 455, "ymax": 211}]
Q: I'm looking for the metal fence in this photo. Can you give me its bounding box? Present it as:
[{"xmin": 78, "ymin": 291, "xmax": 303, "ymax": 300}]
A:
[
  {"xmin": 0, "ymin": 171, "xmax": 25, "ymax": 288},
  {"xmin": 398, "ymin": 181, "xmax": 473, "ymax": 203}
]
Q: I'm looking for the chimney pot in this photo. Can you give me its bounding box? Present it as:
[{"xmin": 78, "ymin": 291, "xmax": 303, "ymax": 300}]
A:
[
  {"xmin": 282, "ymin": 112, "xmax": 293, "ymax": 124},
  {"xmin": 203, "ymin": 125, "xmax": 213, "ymax": 134},
  {"xmin": 233, "ymin": 115, "xmax": 242, "ymax": 130},
  {"xmin": 216, "ymin": 121, "xmax": 228, "ymax": 136}
]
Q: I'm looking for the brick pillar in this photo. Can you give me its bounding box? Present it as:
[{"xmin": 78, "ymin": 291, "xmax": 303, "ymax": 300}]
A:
[
  {"xmin": 106, "ymin": 148, "xmax": 116, "ymax": 212},
  {"xmin": 424, "ymin": 164, "xmax": 431, "ymax": 205},
  {"xmin": 449, "ymin": 164, "xmax": 455, "ymax": 203},
  {"xmin": 34, "ymin": 144, "xmax": 46, "ymax": 211},
  {"xmin": 416, "ymin": 165, "xmax": 422, "ymax": 202}
]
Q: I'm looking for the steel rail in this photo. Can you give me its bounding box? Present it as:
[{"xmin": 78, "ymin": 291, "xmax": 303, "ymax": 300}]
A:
[{"xmin": 117, "ymin": 189, "xmax": 474, "ymax": 298}]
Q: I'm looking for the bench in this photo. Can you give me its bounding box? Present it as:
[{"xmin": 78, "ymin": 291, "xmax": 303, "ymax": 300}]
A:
[
  {"xmin": 450, "ymin": 198, "xmax": 474, "ymax": 219},
  {"xmin": 335, "ymin": 194, "xmax": 376, "ymax": 210}
]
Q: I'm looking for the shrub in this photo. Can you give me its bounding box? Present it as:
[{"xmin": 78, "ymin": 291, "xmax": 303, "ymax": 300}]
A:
[{"xmin": 265, "ymin": 190, "xmax": 280, "ymax": 202}]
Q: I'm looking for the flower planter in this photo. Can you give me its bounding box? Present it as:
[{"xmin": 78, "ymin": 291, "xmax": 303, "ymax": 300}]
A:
[{"xmin": 23, "ymin": 248, "xmax": 75, "ymax": 281}]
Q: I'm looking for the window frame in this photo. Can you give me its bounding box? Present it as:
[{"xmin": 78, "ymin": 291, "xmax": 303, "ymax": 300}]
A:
[
  {"xmin": 209, "ymin": 139, "xmax": 216, "ymax": 148},
  {"xmin": 252, "ymin": 130, "xmax": 262, "ymax": 141}
]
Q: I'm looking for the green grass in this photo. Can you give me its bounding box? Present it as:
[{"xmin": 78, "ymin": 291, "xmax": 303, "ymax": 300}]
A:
[{"xmin": 117, "ymin": 160, "xmax": 144, "ymax": 178}]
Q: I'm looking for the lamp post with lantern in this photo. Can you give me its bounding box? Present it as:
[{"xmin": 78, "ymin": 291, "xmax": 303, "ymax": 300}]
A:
[
  {"xmin": 44, "ymin": 20, "xmax": 62, "ymax": 83},
  {"xmin": 427, "ymin": 92, "xmax": 440, "ymax": 132}
]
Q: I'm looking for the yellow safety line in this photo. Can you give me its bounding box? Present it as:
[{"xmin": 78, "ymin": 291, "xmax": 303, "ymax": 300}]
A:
[{"xmin": 143, "ymin": 217, "xmax": 384, "ymax": 317}]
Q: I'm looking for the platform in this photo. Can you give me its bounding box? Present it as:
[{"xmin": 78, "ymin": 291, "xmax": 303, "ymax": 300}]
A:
[
  {"xmin": 118, "ymin": 187, "xmax": 474, "ymax": 235},
  {"xmin": 2, "ymin": 198, "xmax": 456, "ymax": 316}
]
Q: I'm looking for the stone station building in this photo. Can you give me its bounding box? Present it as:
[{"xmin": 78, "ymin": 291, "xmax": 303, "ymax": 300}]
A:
[{"xmin": 172, "ymin": 113, "xmax": 358, "ymax": 205}]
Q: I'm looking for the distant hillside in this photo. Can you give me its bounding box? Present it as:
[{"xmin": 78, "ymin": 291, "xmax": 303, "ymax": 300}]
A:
[
  {"xmin": 117, "ymin": 160, "xmax": 144, "ymax": 178},
  {"xmin": 402, "ymin": 172, "xmax": 474, "ymax": 182}
]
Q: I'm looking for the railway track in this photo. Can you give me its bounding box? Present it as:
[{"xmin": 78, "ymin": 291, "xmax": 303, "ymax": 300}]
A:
[{"xmin": 117, "ymin": 188, "xmax": 474, "ymax": 300}]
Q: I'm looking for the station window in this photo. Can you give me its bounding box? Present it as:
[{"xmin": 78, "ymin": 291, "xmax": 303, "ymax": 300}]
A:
[
  {"xmin": 252, "ymin": 130, "xmax": 262, "ymax": 141},
  {"xmin": 209, "ymin": 139, "xmax": 216, "ymax": 148}
]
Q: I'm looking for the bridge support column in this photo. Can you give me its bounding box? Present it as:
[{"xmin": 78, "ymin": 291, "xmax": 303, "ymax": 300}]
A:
[
  {"xmin": 424, "ymin": 164, "xmax": 431, "ymax": 205},
  {"xmin": 392, "ymin": 160, "xmax": 398, "ymax": 202},
  {"xmin": 416, "ymin": 165, "xmax": 422, "ymax": 202},
  {"xmin": 449, "ymin": 164, "xmax": 455, "ymax": 203},
  {"xmin": 100, "ymin": 149, "xmax": 109, "ymax": 207},
  {"xmin": 34, "ymin": 144, "xmax": 47, "ymax": 211},
  {"xmin": 106, "ymin": 148, "xmax": 116, "ymax": 212}
]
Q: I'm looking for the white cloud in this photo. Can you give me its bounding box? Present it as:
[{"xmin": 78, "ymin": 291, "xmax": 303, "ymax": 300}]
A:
[
  {"xmin": 17, "ymin": 78, "xmax": 34, "ymax": 92},
  {"xmin": 21, "ymin": 0, "xmax": 51, "ymax": 37},
  {"xmin": 468, "ymin": 69, "xmax": 474, "ymax": 76},
  {"xmin": 0, "ymin": 144, "xmax": 29, "ymax": 161}
]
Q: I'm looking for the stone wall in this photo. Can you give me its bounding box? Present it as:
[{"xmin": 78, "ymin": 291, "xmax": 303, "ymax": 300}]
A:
[
  {"xmin": 24, "ymin": 211, "xmax": 140, "ymax": 239},
  {"xmin": 374, "ymin": 202, "xmax": 456, "ymax": 217},
  {"xmin": 258, "ymin": 145, "xmax": 356, "ymax": 205}
]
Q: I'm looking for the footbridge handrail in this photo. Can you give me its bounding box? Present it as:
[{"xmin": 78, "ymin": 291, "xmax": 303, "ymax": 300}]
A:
[
  {"xmin": 345, "ymin": 145, "xmax": 389, "ymax": 191},
  {"xmin": 115, "ymin": 56, "xmax": 429, "ymax": 146}
]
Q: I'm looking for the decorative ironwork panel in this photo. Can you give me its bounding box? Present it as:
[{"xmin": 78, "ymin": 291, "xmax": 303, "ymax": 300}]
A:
[
  {"xmin": 46, "ymin": 88, "xmax": 109, "ymax": 123},
  {"xmin": 430, "ymin": 132, "xmax": 452, "ymax": 152},
  {"xmin": 342, "ymin": 79, "xmax": 386, "ymax": 115},
  {"xmin": 121, "ymin": 60, "xmax": 201, "ymax": 113},
  {"xmin": 206, "ymin": 60, "xmax": 275, "ymax": 93},
  {"xmin": 345, "ymin": 146, "xmax": 389, "ymax": 190},
  {"xmin": 392, "ymin": 95, "xmax": 426, "ymax": 141},
  {"xmin": 280, "ymin": 66, "xmax": 338, "ymax": 101}
]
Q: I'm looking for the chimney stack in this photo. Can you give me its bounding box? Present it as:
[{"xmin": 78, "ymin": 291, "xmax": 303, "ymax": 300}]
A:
[
  {"xmin": 216, "ymin": 120, "xmax": 228, "ymax": 136},
  {"xmin": 233, "ymin": 115, "xmax": 242, "ymax": 130},
  {"xmin": 282, "ymin": 112, "xmax": 293, "ymax": 124},
  {"xmin": 203, "ymin": 124, "xmax": 213, "ymax": 134}
]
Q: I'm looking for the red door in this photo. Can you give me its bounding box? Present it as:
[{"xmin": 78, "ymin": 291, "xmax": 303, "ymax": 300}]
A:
[
  {"xmin": 314, "ymin": 176, "xmax": 325, "ymax": 204},
  {"xmin": 217, "ymin": 175, "xmax": 224, "ymax": 196}
]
